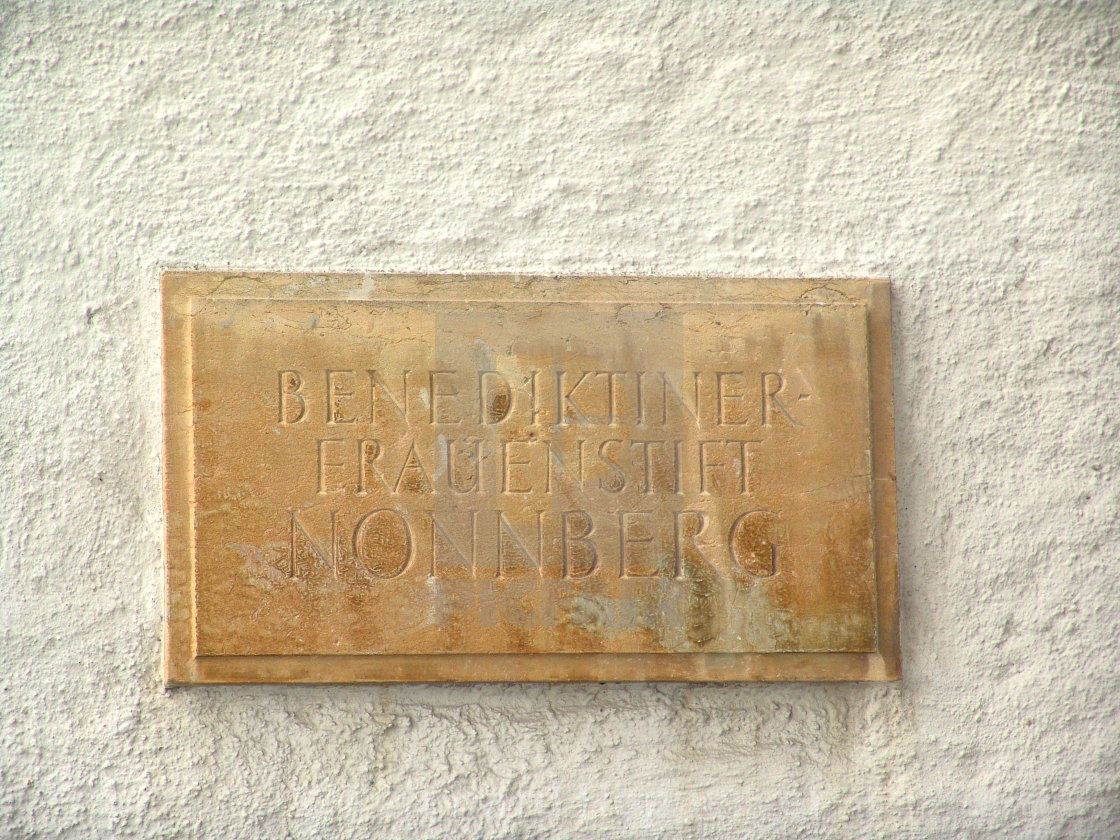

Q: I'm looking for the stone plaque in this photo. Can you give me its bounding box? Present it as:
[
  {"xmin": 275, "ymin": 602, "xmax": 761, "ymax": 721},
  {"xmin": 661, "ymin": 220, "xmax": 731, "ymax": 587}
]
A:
[{"xmin": 162, "ymin": 273, "xmax": 898, "ymax": 683}]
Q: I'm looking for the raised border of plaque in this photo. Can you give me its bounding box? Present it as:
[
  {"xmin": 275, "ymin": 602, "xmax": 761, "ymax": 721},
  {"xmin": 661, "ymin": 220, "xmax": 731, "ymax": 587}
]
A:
[{"xmin": 163, "ymin": 272, "xmax": 899, "ymax": 683}]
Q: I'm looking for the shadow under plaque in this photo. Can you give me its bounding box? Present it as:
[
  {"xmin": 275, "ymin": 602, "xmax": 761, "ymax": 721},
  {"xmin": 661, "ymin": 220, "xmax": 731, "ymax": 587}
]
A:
[{"xmin": 162, "ymin": 273, "xmax": 899, "ymax": 684}]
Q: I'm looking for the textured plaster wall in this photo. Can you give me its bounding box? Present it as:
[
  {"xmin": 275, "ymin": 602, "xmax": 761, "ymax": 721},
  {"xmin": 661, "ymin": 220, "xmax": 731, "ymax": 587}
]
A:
[{"xmin": 2, "ymin": 1, "xmax": 1118, "ymax": 837}]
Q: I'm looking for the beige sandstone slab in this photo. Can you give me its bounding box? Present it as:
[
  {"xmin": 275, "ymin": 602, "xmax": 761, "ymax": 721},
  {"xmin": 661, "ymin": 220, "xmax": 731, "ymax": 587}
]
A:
[{"xmin": 162, "ymin": 273, "xmax": 899, "ymax": 683}]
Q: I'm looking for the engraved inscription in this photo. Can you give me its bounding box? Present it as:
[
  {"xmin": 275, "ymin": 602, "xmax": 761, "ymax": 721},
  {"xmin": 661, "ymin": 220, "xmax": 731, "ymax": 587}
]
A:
[{"xmin": 163, "ymin": 274, "xmax": 898, "ymax": 685}]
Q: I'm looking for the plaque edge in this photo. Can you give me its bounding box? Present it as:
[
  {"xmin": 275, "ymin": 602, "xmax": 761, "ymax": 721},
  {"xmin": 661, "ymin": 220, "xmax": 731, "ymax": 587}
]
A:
[{"xmin": 160, "ymin": 272, "xmax": 900, "ymax": 685}]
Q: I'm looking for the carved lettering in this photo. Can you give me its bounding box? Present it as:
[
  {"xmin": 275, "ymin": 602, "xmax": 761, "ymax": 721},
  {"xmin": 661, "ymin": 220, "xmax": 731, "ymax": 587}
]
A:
[
  {"xmin": 353, "ymin": 509, "xmax": 413, "ymax": 578},
  {"xmin": 736, "ymin": 439, "xmax": 762, "ymax": 495},
  {"xmin": 326, "ymin": 370, "xmax": 357, "ymax": 424},
  {"xmin": 479, "ymin": 371, "xmax": 512, "ymax": 425},
  {"xmin": 501, "ymin": 441, "xmax": 532, "ymax": 494},
  {"xmin": 496, "ymin": 511, "xmax": 544, "ymax": 578},
  {"xmin": 661, "ymin": 371, "xmax": 701, "ymax": 426},
  {"xmin": 597, "ymin": 439, "xmax": 627, "ymax": 493},
  {"xmin": 393, "ymin": 442, "xmax": 434, "ymax": 494},
  {"xmin": 728, "ymin": 510, "xmax": 780, "ymax": 577},
  {"xmin": 618, "ymin": 511, "xmax": 657, "ymax": 578},
  {"xmin": 673, "ymin": 510, "xmax": 708, "ymax": 579},
  {"xmin": 545, "ymin": 440, "xmax": 584, "ymax": 494},
  {"xmin": 368, "ymin": 369, "xmax": 409, "ymax": 424},
  {"xmin": 446, "ymin": 438, "xmax": 482, "ymax": 494},
  {"xmin": 630, "ymin": 440, "xmax": 659, "ymax": 494},
  {"xmin": 429, "ymin": 510, "xmax": 478, "ymax": 577},
  {"xmin": 716, "ymin": 371, "xmax": 748, "ymax": 425},
  {"xmin": 288, "ymin": 508, "xmax": 338, "ymax": 577},
  {"xmin": 561, "ymin": 510, "xmax": 598, "ymax": 578},
  {"xmin": 317, "ymin": 438, "xmax": 345, "ymax": 494},
  {"xmin": 429, "ymin": 370, "xmax": 461, "ymax": 424},
  {"xmin": 356, "ymin": 439, "xmax": 387, "ymax": 495},
  {"xmin": 600, "ymin": 370, "xmax": 627, "ymax": 424},
  {"xmin": 761, "ymin": 371, "xmax": 801, "ymax": 427},
  {"xmin": 698, "ymin": 440, "xmax": 724, "ymax": 495},
  {"xmin": 278, "ymin": 370, "xmax": 306, "ymax": 424},
  {"xmin": 556, "ymin": 370, "xmax": 593, "ymax": 425}
]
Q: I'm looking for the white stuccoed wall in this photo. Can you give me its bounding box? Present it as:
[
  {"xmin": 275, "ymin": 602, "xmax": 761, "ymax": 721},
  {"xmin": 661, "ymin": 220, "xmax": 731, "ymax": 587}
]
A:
[{"xmin": 2, "ymin": 1, "xmax": 1118, "ymax": 837}]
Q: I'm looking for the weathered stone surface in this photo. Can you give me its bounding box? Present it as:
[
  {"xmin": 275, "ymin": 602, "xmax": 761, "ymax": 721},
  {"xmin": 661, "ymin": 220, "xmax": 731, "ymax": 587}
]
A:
[{"xmin": 163, "ymin": 272, "xmax": 898, "ymax": 682}]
